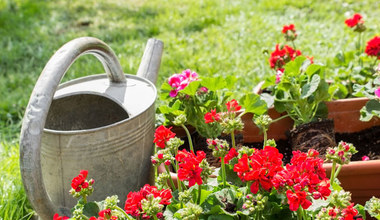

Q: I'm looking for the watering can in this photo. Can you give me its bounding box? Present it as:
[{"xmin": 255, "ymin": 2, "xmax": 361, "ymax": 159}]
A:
[{"xmin": 19, "ymin": 37, "xmax": 163, "ymax": 220}]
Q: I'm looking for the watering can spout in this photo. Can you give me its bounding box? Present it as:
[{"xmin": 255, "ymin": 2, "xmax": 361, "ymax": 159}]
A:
[{"xmin": 137, "ymin": 38, "xmax": 164, "ymax": 85}]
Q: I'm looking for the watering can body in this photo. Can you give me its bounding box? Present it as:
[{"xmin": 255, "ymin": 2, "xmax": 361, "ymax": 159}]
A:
[{"xmin": 19, "ymin": 37, "xmax": 163, "ymax": 219}]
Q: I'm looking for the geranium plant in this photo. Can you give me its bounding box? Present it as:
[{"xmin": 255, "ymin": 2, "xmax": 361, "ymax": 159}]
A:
[
  {"xmin": 158, "ymin": 69, "xmax": 268, "ymax": 138},
  {"xmin": 353, "ymin": 64, "xmax": 380, "ymax": 121}
]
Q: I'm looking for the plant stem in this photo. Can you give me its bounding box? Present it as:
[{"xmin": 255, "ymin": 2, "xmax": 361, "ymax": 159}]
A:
[
  {"xmin": 231, "ymin": 131, "xmax": 236, "ymax": 149},
  {"xmin": 176, "ymin": 163, "xmax": 182, "ymax": 193},
  {"xmin": 271, "ymin": 114, "xmax": 290, "ymax": 123},
  {"xmin": 334, "ymin": 164, "xmax": 343, "ymax": 179},
  {"xmin": 197, "ymin": 184, "xmax": 202, "ymax": 205},
  {"xmin": 297, "ymin": 207, "xmax": 303, "ymax": 220},
  {"xmin": 291, "ymin": 40, "xmax": 297, "ymax": 50},
  {"xmin": 330, "ymin": 161, "xmax": 337, "ymax": 184},
  {"xmin": 83, "ymin": 195, "xmax": 87, "ymax": 204},
  {"xmin": 154, "ymin": 145, "xmax": 158, "ymax": 178},
  {"xmin": 115, "ymin": 206, "xmax": 133, "ymax": 220},
  {"xmin": 221, "ymin": 157, "xmax": 227, "ymax": 188},
  {"xmin": 263, "ymin": 129, "xmax": 267, "ymax": 149},
  {"xmin": 246, "ymin": 182, "xmax": 250, "ymax": 196},
  {"xmin": 181, "ymin": 124, "xmax": 194, "ymax": 152},
  {"xmin": 165, "ymin": 165, "xmax": 176, "ymax": 190}
]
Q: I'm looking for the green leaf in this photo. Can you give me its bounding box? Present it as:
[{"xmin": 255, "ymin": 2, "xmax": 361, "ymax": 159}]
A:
[
  {"xmin": 305, "ymin": 64, "xmax": 322, "ymax": 77},
  {"xmin": 160, "ymin": 82, "xmax": 173, "ymax": 100},
  {"xmin": 260, "ymin": 93, "xmax": 275, "ymax": 108},
  {"xmin": 225, "ymin": 76, "xmax": 238, "ymax": 90},
  {"xmin": 284, "ymin": 56, "xmax": 307, "ymax": 76},
  {"xmin": 354, "ymin": 204, "xmax": 366, "ymax": 219},
  {"xmin": 83, "ymin": 202, "xmax": 100, "ymax": 218},
  {"xmin": 219, "ymin": 164, "xmax": 244, "ymax": 187},
  {"xmin": 329, "ymin": 83, "xmax": 348, "ymax": 99},
  {"xmin": 239, "ymin": 93, "xmax": 268, "ymax": 115},
  {"xmin": 180, "ymin": 81, "xmax": 201, "ymax": 96},
  {"xmin": 301, "ymin": 74, "xmax": 320, "ymax": 99},
  {"xmin": 201, "ymin": 76, "xmax": 226, "ymax": 91},
  {"xmin": 360, "ymin": 99, "xmax": 380, "ymax": 121}
]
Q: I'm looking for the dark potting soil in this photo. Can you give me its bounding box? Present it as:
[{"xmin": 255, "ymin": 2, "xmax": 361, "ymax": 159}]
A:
[{"xmin": 180, "ymin": 126, "xmax": 380, "ymax": 167}]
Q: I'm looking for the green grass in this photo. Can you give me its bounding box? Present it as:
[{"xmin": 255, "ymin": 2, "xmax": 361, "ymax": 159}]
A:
[
  {"xmin": 0, "ymin": 142, "xmax": 35, "ymax": 220},
  {"xmin": 1, "ymin": 0, "xmax": 380, "ymax": 218}
]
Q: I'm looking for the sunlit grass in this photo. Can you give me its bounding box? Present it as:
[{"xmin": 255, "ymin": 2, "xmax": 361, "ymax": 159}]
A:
[{"xmin": 0, "ymin": 142, "xmax": 35, "ymax": 220}]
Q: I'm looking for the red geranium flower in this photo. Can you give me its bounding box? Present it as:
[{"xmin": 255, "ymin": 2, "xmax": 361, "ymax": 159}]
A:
[
  {"xmin": 224, "ymin": 147, "xmax": 238, "ymax": 164},
  {"xmin": 269, "ymin": 44, "xmax": 302, "ymax": 70},
  {"xmin": 341, "ymin": 203, "xmax": 359, "ymax": 220},
  {"xmin": 153, "ymin": 125, "xmax": 176, "ymax": 149},
  {"xmin": 124, "ymin": 184, "xmax": 172, "ymax": 218},
  {"xmin": 71, "ymin": 170, "xmax": 89, "ymax": 192},
  {"xmin": 176, "ymin": 149, "xmax": 205, "ymax": 187},
  {"xmin": 286, "ymin": 190, "xmax": 312, "ymax": 211},
  {"xmin": 365, "ymin": 36, "xmax": 380, "ymax": 59},
  {"xmin": 345, "ymin": 13, "xmax": 363, "ymax": 28},
  {"xmin": 234, "ymin": 146, "xmax": 284, "ymax": 194},
  {"xmin": 53, "ymin": 213, "xmax": 69, "ymax": 220},
  {"xmin": 226, "ymin": 99, "xmax": 242, "ymax": 112},
  {"xmin": 282, "ymin": 24, "xmax": 296, "ymax": 34},
  {"xmin": 204, "ymin": 109, "xmax": 221, "ymax": 123}
]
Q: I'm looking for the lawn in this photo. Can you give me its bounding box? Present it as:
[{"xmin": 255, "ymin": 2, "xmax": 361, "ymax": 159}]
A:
[{"xmin": 0, "ymin": 0, "xmax": 379, "ymax": 218}]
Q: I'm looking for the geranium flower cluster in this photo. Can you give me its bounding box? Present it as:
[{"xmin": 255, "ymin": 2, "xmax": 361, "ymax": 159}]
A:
[
  {"xmin": 269, "ymin": 44, "xmax": 301, "ymax": 71},
  {"xmin": 204, "ymin": 99, "xmax": 244, "ymax": 134},
  {"xmin": 234, "ymin": 146, "xmax": 284, "ymax": 194},
  {"xmin": 272, "ymin": 149, "xmax": 331, "ymax": 211},
  {"xmin": 365, "ymin": 36, "xmax": 380, "ymax": 59},
  {"xmin": 70, "ymin": 170, "xmax": 94, "ymax": 198},
  {"xmin": 316, "ymin": 203, "xmax": 360, "ymax": 220},
  {"xmin": 176, "ymin": 149, "xmax": 206, "ymax": 187},
  {"xmin": 168, "ymin": 69, "xmax": 199, "ymax": 97},
  {"xmin": 153, "ymin": 125, "xmax": 176, "ymax": 149},
  {"xmin": 326, "ymin": 141, "xmax": 358, "ymax": 165},
  {"xmin": 124, "ymin": 184, "xmax": 172, "ymax": 219},
  {"xmin": 345, "ymin": 13, "xmax": 366, "ymax": 32},
  {"xmin": 282, "ymin": 24, "xmax": 297, "ymax": 41}
]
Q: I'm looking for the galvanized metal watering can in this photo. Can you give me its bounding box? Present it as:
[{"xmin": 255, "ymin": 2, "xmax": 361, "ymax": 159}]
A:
[{"xmin": 19, "ymin": 37, "xmax": 163, "ymax": 220}]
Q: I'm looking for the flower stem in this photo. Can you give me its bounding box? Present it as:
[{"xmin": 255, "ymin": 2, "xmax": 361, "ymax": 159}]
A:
[
  {"xmin": 154, "ymin": 146, "xmax": 158, "ymax": 178},
  {"xmin": 197, "ymin": 184, "xmax": 202, "ymax": 205},
  {"xmin": 231, "ymin": 131, "xmax": 236, "ymax": 149},
  {"xmin": 221, "ymin": 157, "xmax": 227, "ymax": 188},
  {"xmin": 271, "ymin": 114, "xmax": 290, "ymax": 123},
  {"xmin": 114, "ymin": 205, "xmax": 133, "ymax": 220},
  {"xmin": 165, "ymin": 165, "xmax": 176, "ymax": 190},
  {"xmin": 83, "ymin": 195, "xmax": 87, "ymax": 204},
  {"xmin": 334, "ymin": 164, "xmax": 343, "ymax": 179},
  {"xmin": 176, "ymin": 163, "xmax": 182, "ymax": 193},
  {"xmin": 291, "ymin": 40, "xmax": 297, "ymax": 50},
  {"xmin": 297, "ymin": 207, "xmax": 303, "ymax": 220},
  {"xmin": 181, "ymin": 124, "xmax": 194, "ymax": 152},
  {"xmin": 330, "ymin": 161, "xmax": 337, "ymax": 184},
  {"xmin": 263, "ymin": 129, "xmax": 267, "ymax": 149}
]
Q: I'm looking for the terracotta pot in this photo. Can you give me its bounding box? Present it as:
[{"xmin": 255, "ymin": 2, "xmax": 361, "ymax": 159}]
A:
[
  {"xmin": 241, "ymin": 97, "xmax": 380, "ymax": 143},
  {"xmin": 323, "ymin": 160, "xmax": 380, "ymax": 205}
]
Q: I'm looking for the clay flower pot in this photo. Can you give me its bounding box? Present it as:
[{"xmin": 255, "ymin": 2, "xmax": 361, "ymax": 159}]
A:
[{"xmin": 241, "ymin": 96, "xmax": 380, "ymax": 205}]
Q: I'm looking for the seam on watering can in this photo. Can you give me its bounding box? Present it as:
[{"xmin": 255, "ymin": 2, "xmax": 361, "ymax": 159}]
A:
[{"xmin": 41, "ymin": 115, "xmax": 155, "ymax": 158}]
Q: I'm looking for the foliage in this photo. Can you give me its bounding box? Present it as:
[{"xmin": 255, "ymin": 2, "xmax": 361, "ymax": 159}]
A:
[
  {"xmin": 268, "ymin": 56, "xmax": 330, "ymax": 126},
  {"xmin": 158, "ymin": 70, "xmax": 267, "ymax": 138},
  {"xmin": 353, "ymin": 72, "xmax": 380, "ymax": 121}
]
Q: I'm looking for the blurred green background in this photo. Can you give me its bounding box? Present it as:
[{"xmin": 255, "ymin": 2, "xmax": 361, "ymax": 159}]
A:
[{"xmin": 0, "ymin": 0, "xmax": 379, "ymax": 219}]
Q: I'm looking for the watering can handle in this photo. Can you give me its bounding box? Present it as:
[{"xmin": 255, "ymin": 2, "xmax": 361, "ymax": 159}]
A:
[
  {"xmin": 19, "ymin": 37, "xmax": 129, "ymax": 219},
  {"xmin": 137, "ymin": 38, "xmax": 164, "ymax": 85}
]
